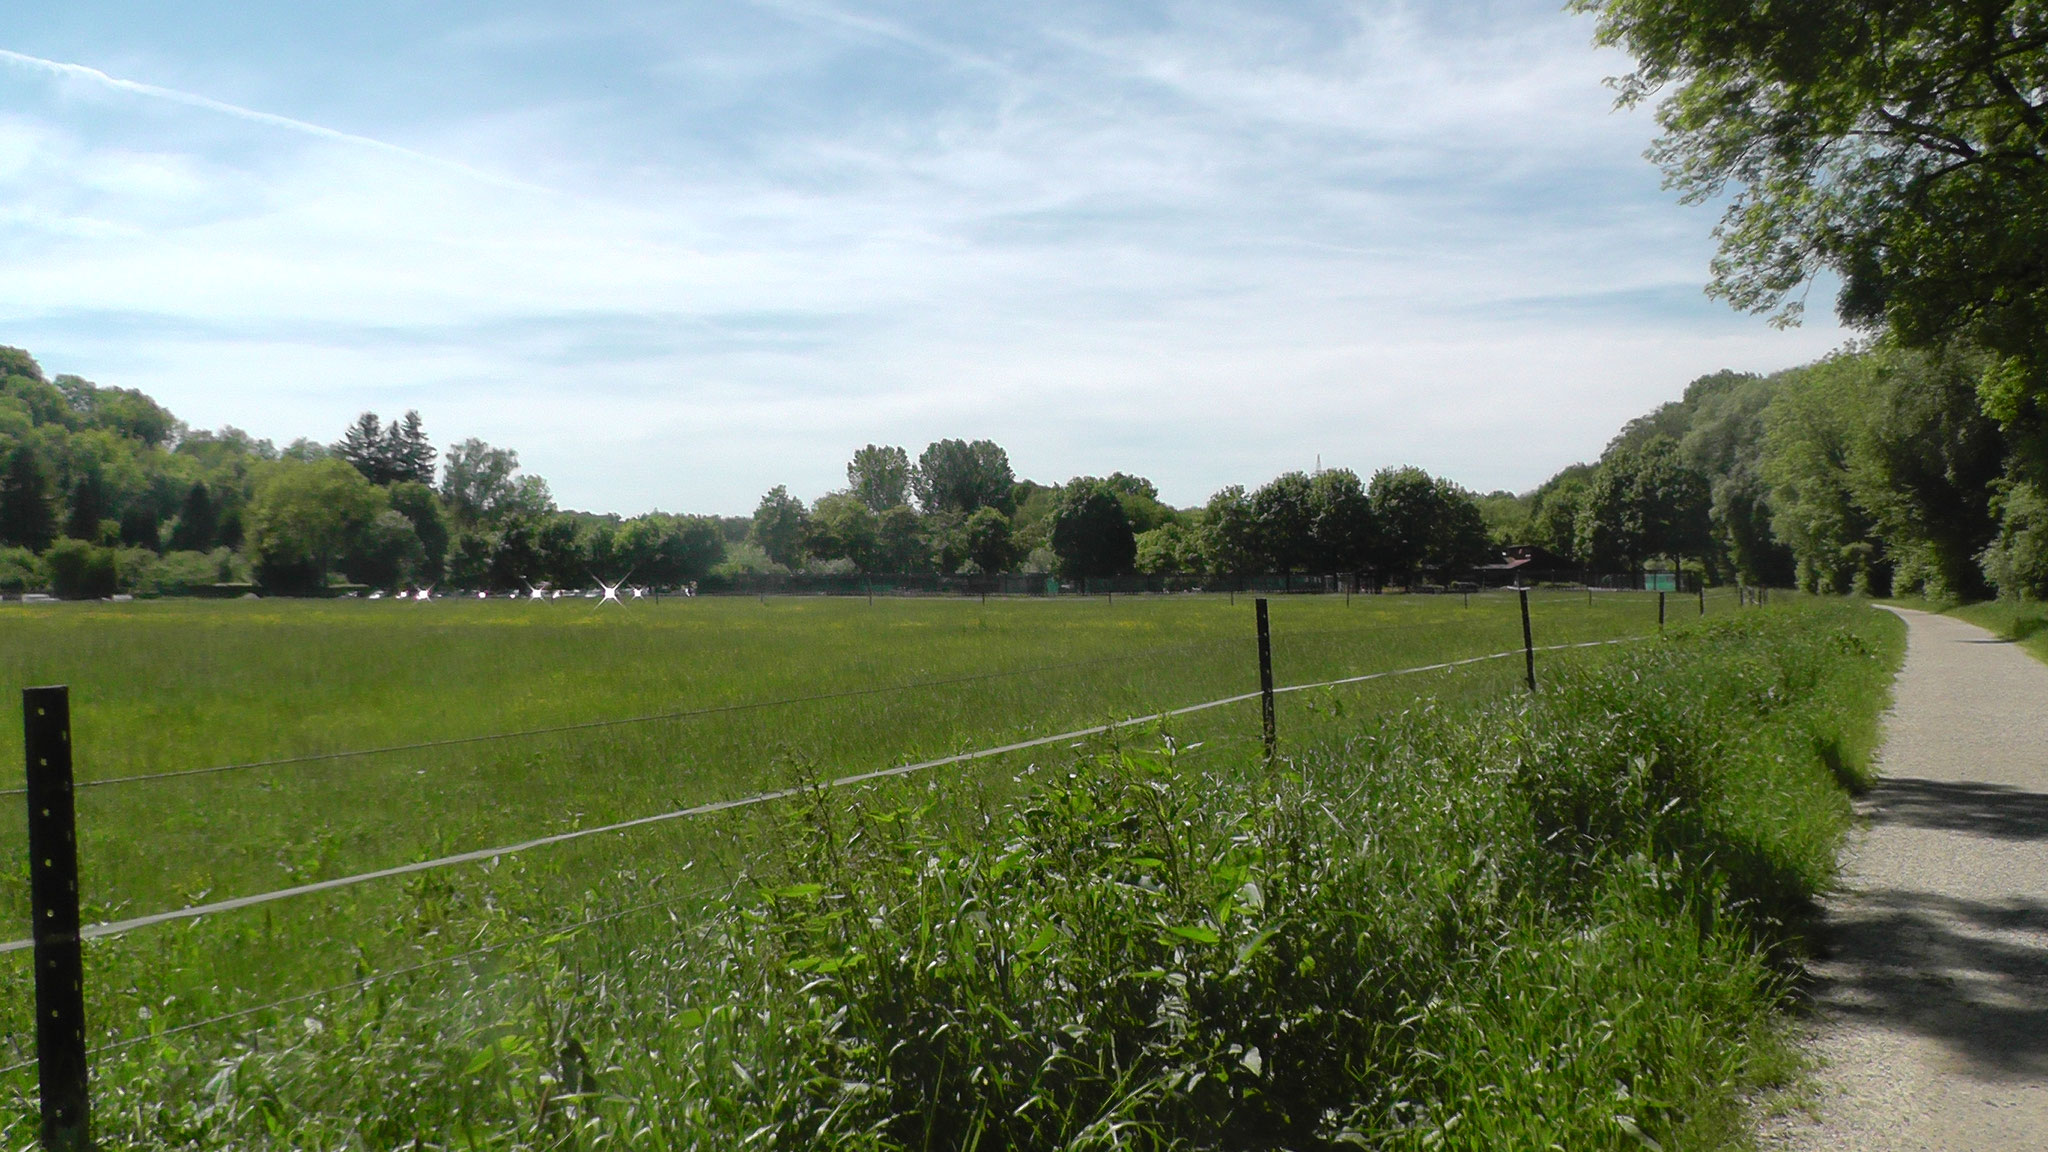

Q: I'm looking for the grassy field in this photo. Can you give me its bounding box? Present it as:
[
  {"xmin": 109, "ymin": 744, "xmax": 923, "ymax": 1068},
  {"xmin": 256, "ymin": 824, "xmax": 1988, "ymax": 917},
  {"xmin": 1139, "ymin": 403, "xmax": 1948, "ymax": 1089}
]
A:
[{"xmin": 0, "ymin": 586, "xmax": 1832, "ymax": 1146}]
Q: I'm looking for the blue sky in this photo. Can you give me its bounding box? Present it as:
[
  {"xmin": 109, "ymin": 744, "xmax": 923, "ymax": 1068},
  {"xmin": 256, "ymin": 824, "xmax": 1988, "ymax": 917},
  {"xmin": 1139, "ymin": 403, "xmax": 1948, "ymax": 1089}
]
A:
[{"xmin": 0, "ymin": 0, "xmax": 1849, "ymax": 514}]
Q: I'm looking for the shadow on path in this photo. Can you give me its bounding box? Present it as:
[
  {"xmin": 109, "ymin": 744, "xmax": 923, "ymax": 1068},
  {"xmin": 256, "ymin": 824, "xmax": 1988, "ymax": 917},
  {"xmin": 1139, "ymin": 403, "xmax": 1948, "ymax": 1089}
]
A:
[
  {"xmin": 1810, "ymin": 888, "xmax": 2048, "ymax": 1078},
  {"xmin": 1862, "ymin": 777, "xmax": 2048, "ymax": 842}
]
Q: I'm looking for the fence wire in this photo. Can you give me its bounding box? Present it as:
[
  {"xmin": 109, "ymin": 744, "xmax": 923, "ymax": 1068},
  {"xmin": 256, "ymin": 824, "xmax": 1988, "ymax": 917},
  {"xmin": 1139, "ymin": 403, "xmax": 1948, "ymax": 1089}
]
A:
[
  {"xmin": 0, "ymin": 634, "xmax": 1645, "ymax": 957},
  {"xmin": 0, "ymin": 879, "xmax": 740, "ymax": 1078},
  {"xmin": 3, "ymin": 594, "xmax": 1622, "ymax": 797}
]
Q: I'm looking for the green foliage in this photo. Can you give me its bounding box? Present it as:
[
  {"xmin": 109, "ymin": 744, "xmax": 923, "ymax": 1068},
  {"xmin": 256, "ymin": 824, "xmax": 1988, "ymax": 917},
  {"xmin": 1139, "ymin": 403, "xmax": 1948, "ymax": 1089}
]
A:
[
  {"xmin": 0, "ymin": 546, "xmax": 39, "ymax": 593},
  {"xmin": 1526, "ymin": 475, "xmax": 1587, "ymax": 562},
  {"xmin": 440, "ymin": 439, "xmax": 549, "ymax": 528},
  {"xmin": 616, "ymin": 513, "xmax": 725, "ymax": 586},
  {"xmin": 7, "ymin": 600, "xmax": 1895, "ymax": 1147},
  {"xmin": 1979, "ymin": 480, "xmax": 2048, "ymax": 600},
  {"xmin": 385, "ymin": 481, "xmax": 449, "ymax": 580},
  {"xmin": 912, "ymin": 439, "xmax": 1015, "ymax": 515},
  {"xmin": 808, "ymin": 492, "xmax": 880, "ymax": 570},
  {"xmin": 1760, "ymin": 341, "xmax": 2005, "ymax": 597},
  {"xmin": 42, "ymin": 537, "xmax": 119, "ymax": 599},
  {"xmin": 750, "ymin": 485, "xmax": 810, "ymax": 569},
  {"xmin": 0, "ymin": 441, "xmax": 56, "ymax": 551},
  {"xmin": 336, "ymin": 410, "xmax": 436, "ymax": 487},
  {"xmin": 1370, "ymin": 466, "xmax": 1491, "ymax": 578},
  {"xmin": 1201, "ymin": 485, "xmax": 1258, "ymax": 576},
  {"xmin": 1134, "ymin": 522, "xmax": 1202, "ymax": 574},
  {"xmin": 1471, "ymin": 489, "xmax": 1529, "ymax": 546},
  {"xmin": 1576, "ymin": 435, "xmax": 1712, "ymax": 572},
  {"xmin": 874, "ymin": 505, "xmax": 928, "ymax": 572},
  {"xmin": 247, "ymin": 459, "xmax": 389, "ymax": 594},
  {"xmin": 1576, "ymin": 0, "xmax": 2048, "ymax": 418},
  {"xmin": 962, "ymin": 506, "xmax": 1017, "ymax": 574},
  {"xmin": 846, "ymin": 444, "xmax": 912, "ymax": 513},
  {"xmin": 1048, "ymin": 477, "xmax": 1137, "ymax": 578},
  {"xmin": 344, "ymin": 510, "xmax": 428, "ymax": 590},
  {"xmin": 1250, "ymin": 471, "xmax": 1316, "ymax": 572}
]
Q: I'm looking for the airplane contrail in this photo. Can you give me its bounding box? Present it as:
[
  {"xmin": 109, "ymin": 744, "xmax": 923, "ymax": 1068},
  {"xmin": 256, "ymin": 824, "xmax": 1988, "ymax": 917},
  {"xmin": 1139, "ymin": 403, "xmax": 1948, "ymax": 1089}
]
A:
[{"xmin": 0, "ymin": 46, "xmax": 550, "ymax": 195}]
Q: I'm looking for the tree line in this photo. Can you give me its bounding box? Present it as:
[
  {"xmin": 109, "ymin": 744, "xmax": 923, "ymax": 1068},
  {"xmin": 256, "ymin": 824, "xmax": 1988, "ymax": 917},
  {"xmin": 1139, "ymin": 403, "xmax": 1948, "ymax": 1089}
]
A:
[
  {"xmin": 5, "ymin": 329, "xmax": 2042, "ymax": 601},
  {"xmin": 740, "ymin": 441, "xmax": 1495, "ymax": 583},
  {"xmin": 0, "ymin": 345, "xmax": 1509, "ymax": 597}
]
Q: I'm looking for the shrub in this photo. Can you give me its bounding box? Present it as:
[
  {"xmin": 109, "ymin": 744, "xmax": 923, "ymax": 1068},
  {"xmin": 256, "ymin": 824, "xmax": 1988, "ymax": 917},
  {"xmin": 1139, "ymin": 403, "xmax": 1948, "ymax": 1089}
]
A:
[
  {"xmin": 0, "ymin": 545, "xmax": 39, "ymax": 593},
  {"xmin": 44, "ymin": 538, "xmax": 119, "ymax": 599}
]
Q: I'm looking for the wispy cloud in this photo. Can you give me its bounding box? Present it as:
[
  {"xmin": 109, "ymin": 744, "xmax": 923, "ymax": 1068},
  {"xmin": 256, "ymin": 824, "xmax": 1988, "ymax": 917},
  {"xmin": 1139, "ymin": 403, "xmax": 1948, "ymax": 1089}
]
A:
[
  {"xmin": 0, "ymin": 2, "xmax": 1847, "ymax": 513},
  {"xmin": 0, "ymin": 47, "xmax": 550, "ymax": 194}
]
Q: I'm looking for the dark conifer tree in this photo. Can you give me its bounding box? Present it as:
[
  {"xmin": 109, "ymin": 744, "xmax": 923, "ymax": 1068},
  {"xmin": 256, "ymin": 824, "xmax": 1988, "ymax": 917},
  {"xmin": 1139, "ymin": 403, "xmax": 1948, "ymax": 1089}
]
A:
[
  {"xmin": 170, "ymin": 481, "xmax": 218, "ymax": 552},
  {"xmin": 0, "ymin": 444, "xmax": 56, "ymax": 551},
  {"xmin": 384, "ymin": 410, "xmax": 436, "ymax": 485},
  {"xmin": 336, "ymin": 412, "xmax": 391, "ymax": 483}
]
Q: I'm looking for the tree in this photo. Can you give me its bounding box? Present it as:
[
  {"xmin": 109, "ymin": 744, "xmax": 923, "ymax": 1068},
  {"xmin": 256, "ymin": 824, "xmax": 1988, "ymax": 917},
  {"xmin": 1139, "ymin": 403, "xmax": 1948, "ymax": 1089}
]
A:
[
  {"xmin": 0, "ymin": 442, "xmax": 56, "ymax": 551},
  {"xmin": 386, "ymin": 482, "xmax": 449, "ymax": 580},
  {"xmin": 1308, "ymin": 468, "xmax": 1375, "ymax": 572},
  {"xmin": 847, "ymin": 445, "xmax": 912, "ymax": 513},
  {"xmin": 1577, "ymin": 0, "xmax": 2048, "ymax": 421},
  {"xmin": 246, "ymin": 459, "xmax": 388, "ymax": 593},
  {"xmin": 1135, "ymin": 522, "xmax": 1201, "ymax": 574},
  {"xmin": 1528, "ymin": 477, "xmax": 1587, "ymax": 563},
  {"xmin": 168, "ymin": 481, "xmax": 218, "ymax": 553},
  {"xmin": 618, "ymin": 514, "xmax": 725, "ymax": 586},
  {"xmin": 1368, "ymin": 467, "xmax": 1442, "ymax": 579},
  {"xmin": 336, "ymin": 413, "xmax": 389, "ymax": 483},
  {"xmin": 440, "ymin": 439, "xmax": 549, "ymax": 527},
  {"xmin": 1202, "ymin": 486, "xmax": 1259, "ymax": 577},
  {"xmin": 1249, "ymin": 472, "xmax": 1317, "ymax": 573},
  {"xmin": 1365, "ymin": 467, "xmax": 1491, "ymax": 579},
  {"xmin": 875, "ymin": 506, "xmax": 928, "ymax": 572},
  {"xmin": 1577, "ymin": 436, "xmax": 1714, "ymax": 575},
  {"xmin": 385, "ymin": 411, "xmax": 436, "ymax": 485},
  {"xmin": 810, "ymin": 493, "xmax": 880, "ymax": 570},
  {"xmin": 751, "ymin": 485, "xmax": 810, "ymax": 569},
  {"xmin": 912, "ymin": 439, "xmax": 1015, "ymax": 515},
  {"xmin": 65, "ymin": 469, "xmax": 109, "ymax": 542},
  {"xmin": 963, "ymin": 506, "xmax": 1017, "ymax": 574},
  {"xmin": 1048, "ymin": 478, "xmax": 1135, "ymax": 579},
  {"xmin": 1981, "ymin": 479, "xmax": 2048, "ymax": 598},
  {"xmin": 1425, "ymin": 479, "xmax": 1494, "ymax": 574},
  {"xmin": 342, "ymin": 510, "xmax": 427, "ymax": 589}
]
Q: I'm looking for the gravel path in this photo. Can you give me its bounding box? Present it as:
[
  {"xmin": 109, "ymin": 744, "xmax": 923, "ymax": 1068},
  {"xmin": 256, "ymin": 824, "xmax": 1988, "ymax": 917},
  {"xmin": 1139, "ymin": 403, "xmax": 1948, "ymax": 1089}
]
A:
[{"xmin": 1762, "ymin": 607, "xmax": 2048, "ymax": 1151}]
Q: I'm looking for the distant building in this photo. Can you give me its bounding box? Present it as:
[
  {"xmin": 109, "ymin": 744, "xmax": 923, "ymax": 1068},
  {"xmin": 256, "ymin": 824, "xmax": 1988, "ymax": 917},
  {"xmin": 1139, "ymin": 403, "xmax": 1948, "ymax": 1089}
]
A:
[{"xmin": 1471, "ymin": 544, "xmax": 1575, "ymax": 587}]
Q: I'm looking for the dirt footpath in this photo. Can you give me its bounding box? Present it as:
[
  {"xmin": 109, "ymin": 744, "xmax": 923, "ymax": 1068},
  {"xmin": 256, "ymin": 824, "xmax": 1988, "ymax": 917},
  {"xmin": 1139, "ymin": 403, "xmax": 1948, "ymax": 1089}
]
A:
[{"xmin": 1763, "ymin": 608, "xmax": 2048, "ymax": 1151}]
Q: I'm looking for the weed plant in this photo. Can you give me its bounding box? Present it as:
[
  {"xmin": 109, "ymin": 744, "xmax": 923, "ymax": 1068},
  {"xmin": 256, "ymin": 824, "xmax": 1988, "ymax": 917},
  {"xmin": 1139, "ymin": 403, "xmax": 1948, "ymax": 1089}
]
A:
[{"xmin": 0, "ymin": 597, "xmax": 1902, "ymax": 1149}]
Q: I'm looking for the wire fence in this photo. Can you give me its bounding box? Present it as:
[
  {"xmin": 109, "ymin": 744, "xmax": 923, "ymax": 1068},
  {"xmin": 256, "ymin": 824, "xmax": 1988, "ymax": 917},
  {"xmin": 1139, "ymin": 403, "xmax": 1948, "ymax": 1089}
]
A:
[
  {"xmin": 7, "ymin": 595, "xmax": 1604, "ymax": 796},
  {"xmin": 2, "ymin": 586, "xmax": 1743, "ymax": 1104}
]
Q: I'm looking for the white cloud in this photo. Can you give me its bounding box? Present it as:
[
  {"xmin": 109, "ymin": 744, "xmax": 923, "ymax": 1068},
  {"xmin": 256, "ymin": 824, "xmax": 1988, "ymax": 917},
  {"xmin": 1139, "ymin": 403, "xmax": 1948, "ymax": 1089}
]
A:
[{"xmin": 0, "ymin": 1, "xmax": 1847, "ymax": 514}]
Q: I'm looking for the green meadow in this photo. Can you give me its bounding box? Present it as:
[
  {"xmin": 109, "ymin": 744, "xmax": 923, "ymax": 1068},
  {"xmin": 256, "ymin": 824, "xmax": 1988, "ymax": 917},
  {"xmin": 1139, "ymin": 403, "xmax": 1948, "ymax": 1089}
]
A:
[{"xmin": 0, "ymin": 588, "xmax": 1890, "ymax": 1150}]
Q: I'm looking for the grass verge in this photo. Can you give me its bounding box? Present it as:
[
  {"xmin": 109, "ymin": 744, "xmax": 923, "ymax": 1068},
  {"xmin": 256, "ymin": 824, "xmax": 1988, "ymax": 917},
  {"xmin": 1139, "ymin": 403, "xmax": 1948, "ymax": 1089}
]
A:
[
  {"xmin": 1946, "ymin": 599, "xmax": 2048, "ymax": 665},
  {"xmin": 10, "ymin": 599, "xmax": 1902, "ymax": 1149}
]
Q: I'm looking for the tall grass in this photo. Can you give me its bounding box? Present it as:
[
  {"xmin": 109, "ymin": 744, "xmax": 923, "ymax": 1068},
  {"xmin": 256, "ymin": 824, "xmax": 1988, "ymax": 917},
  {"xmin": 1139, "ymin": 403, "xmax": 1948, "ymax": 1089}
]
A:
[
  {"xmin": 0, "ymin": 589, "xmax": 1666, "ymax": 1047},
  {"xmin": 0, "ymin": 597, "xmax": 1902, "ymax": 1148}
]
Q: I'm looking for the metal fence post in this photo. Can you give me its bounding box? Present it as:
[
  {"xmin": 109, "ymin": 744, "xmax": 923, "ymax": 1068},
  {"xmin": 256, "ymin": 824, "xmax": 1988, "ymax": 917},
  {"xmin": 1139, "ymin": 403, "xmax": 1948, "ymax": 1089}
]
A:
[
  {"xmin": 1698, "ymin": 584, "xmax": 1705, "ymax": 616},
  {"xmin": 1255, "ymin": 598, "xmax": 1276, "ymax": 758},
  {"xmin": 1518, "ymin": 588, "xmax": 1536, "ymax": 692},
  {"xmin": 23, "ymin": 686, "xmax": 89, "ymax": 1152},
  {"xmin": 1659, "ymin": 591, "xmax": 1667, "ymax": 630}
]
